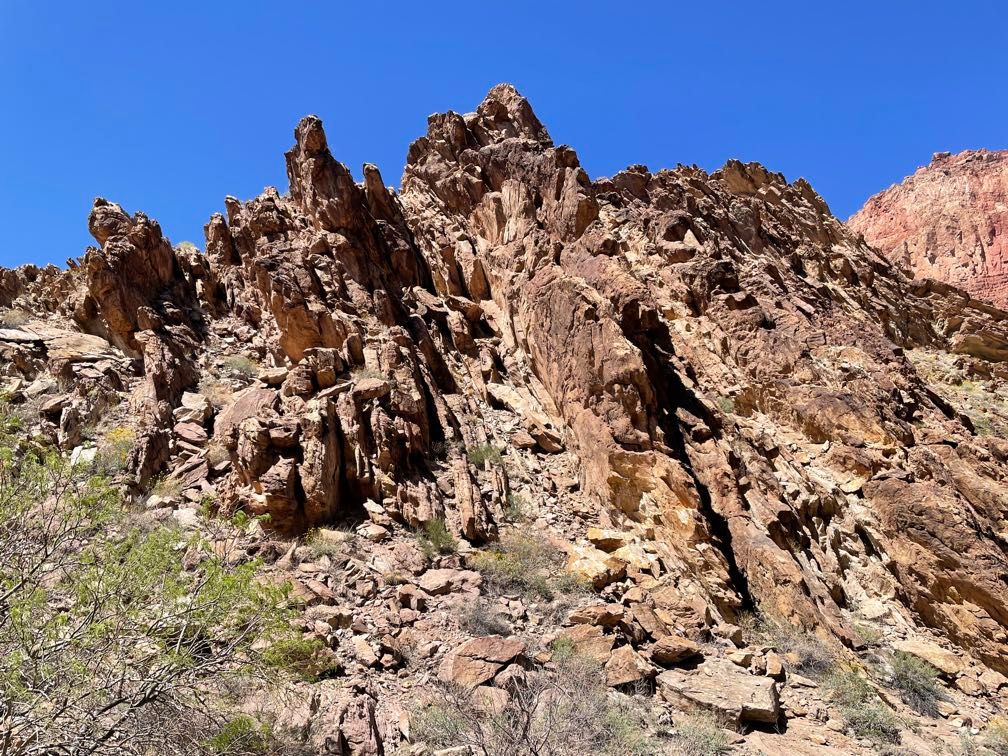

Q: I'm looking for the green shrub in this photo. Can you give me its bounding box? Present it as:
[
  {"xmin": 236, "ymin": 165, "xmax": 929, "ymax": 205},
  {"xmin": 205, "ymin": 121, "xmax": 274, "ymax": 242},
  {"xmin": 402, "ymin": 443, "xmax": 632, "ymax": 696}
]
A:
[
  {"xmin": 467, "ymin": 442, "xmax": 503, "ymax": 467},
  {"xmin": 716, "ymin": 394, "xmax": 735, "ymax": 415},
  {"xmin": 205, "ymin": 715, "xmax": 270, "ymax": 755},
  {"xmin": 673, "ymin": 713, "xmax": 731, "ymax": 756},
  {"xmin": 94, "ymin": 425, "xmax": 135, "ymax": 473},
  {"xmin": 350, "ymin": 365, "xmax": 384, "ymax": 380},
  {"xmin": 0, "ymin": 449, "xmax": 294, "ymax": 752},
  {"xmin": 418, "ymin": 518, "xmax": 457, "ymax": 559},
  {"xmin": 889, "ymin": 651, "xmax": 945, "ymax": 717},
  {"xmin": 469, "ymin": 532, "xmax": 589, "ymax": 602},
  {"xmin": 305, "ymin": 526, "xmax": 355, "ymax": 559},
  {"xmin": 550, "ymin": 635, "xmax": 577, "ymax": 661},
  {"xmin": 224, "ymin": 355, "xmax": 259, "ymax": 378},
  {"xmin": 262, "ymin": 636, "xmax": 339, "ymax": 682},
  {"xmin": 827, "ymin": 666, "xmax": 901, "ymax": 745}
]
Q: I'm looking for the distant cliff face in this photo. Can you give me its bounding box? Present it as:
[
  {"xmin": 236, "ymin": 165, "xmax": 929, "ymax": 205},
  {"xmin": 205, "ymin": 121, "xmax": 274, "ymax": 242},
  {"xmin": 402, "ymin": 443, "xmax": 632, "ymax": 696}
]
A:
[{"xmin": 849, "ymin": 149, "xmax": 1008, "ymax": 309}]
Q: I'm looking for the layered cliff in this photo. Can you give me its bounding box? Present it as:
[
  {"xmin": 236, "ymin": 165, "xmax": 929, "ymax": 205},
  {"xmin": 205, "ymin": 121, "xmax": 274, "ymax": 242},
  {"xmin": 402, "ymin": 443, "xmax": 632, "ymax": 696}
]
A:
[
  {"xmin": 2, "ymin": 85, "xmax": 1007, "ymax": 753},
  {"xmin": 849, "ymin": 149, "xmax": 1008, "ymax": 309}
]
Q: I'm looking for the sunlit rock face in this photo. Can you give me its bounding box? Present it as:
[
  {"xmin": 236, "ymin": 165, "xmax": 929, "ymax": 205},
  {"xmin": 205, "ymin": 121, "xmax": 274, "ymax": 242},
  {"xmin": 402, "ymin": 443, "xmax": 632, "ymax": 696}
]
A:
[{"xmin": 850, "ymin": 149, "xmax": 1008, "ymax": 310}]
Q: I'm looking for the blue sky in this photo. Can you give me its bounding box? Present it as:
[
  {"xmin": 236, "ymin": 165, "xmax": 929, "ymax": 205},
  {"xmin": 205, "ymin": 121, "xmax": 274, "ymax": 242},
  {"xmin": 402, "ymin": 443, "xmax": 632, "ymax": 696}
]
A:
[{"xmin": 1, "ymin": 1, "xmax": 1005, "ymax": 267}]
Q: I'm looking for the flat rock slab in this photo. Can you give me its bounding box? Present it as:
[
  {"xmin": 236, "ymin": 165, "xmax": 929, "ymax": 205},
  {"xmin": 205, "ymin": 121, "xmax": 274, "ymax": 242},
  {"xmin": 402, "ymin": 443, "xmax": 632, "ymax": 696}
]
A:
[
  {"xmin": 657, "ymin": 659, "xmax": 780, "ymax": 725},
  {"xmin": 438, "ymin": 636, "xmax": 525, "ymax": 688}
]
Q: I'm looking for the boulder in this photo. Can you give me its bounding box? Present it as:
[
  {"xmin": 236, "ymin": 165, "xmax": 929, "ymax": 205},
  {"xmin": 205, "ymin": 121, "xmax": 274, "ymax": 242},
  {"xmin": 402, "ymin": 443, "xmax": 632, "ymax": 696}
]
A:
[
  {"xmin": 657, "ymin": 659, "xmax": 780, "ymax": 725},
  {"xmin": 438, "ymin": 636, "xmax": 526, "ymax": 688}
]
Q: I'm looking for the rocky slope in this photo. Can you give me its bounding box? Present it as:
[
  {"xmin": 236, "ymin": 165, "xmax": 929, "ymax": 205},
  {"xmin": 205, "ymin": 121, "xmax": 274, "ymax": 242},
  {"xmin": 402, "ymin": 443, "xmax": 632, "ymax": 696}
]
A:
[
  {"xmin": 849, "ymin": 149, "xmax": 1008, "ymax": 309},
  {"xmin": 3, "ymin": 85, "xmax": 1008, "ymax": 753}
]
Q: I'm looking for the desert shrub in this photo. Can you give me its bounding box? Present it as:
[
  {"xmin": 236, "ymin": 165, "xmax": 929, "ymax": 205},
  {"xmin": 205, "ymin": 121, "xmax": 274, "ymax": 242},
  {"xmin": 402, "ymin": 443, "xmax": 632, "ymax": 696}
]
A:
[
  {"xmin": 224, "ymin": 355, "xmax": 260, "ymax": 378},
  {"xmin": 503, "ymin": 492, "xmax": 529, "ymax": 522},
  {"xmin": 715, "ymin": 394, "xmax": 735, "ymax": 414},
  {"xmin": 469, "ymin": 531, "xmax": 588, "ymax": 603},
  {"xmin": 199, "ymin": 376, "xmax": 235, "ymax": 409},
  {"xmin": 852, "ymin": 619, "xmax": 883, "ymax": 647},
  {"xmin": 827, "ymin": 666, "xmax": 901, "ymax": 745},
  {"xmin": 673, "ymin": 712, "xmax": 731, "ymax": 756},
  {"xmin": 459, "ymin": 599, "xmax": 512, "ymax": 637},
  {"xmin": 150, "ymin": 473, "xmax": 185, "ymax": 498},
  {"xmin": 262, "ymin": 636, "xmax": 340, "ymax": 682},
  {"xmin": 351, "ymin": 365, "xmax": 384, "ymax": 380},
  {"xmin": 94, "ymin": 424, "xmax": 135, "ymax": 473},
  {"xmin": 305, "ymin": 526, "xmax": 356, "ymax": 559},
  {"xmin": 467, "ymin": 442, "xmax": 503, "ymax": 467},
  {"xmin": 747, "ymin": 613, "xmax": 835, "ymax": 678},
  {"xmin": 411, "ymin": 653, "xmax": 659, "ymax": 756},
  {"xmin": 207, "ymin": 440, "xmax": 230, "ymax": 466},
  {"xmin": 984, "ymin": 717, "xmax": 1008, "ymax": 755},
  {"xmin": 0, "ymin": 436, "xmax": 295, "ymax": 754},
  {"xmin": 888, "ymin": 651, "xmax": 945, "ymax": 716},
  {"xmin": 205, "ymin": 715, "xmax": 271, "ymax": 755},
  {"xmin": 0, "ymin": 308, "xmax": 29, "ymax": 328},
  {"xmin": 418, "ymin": 517, "xmax": 457, "ymax": 559}
]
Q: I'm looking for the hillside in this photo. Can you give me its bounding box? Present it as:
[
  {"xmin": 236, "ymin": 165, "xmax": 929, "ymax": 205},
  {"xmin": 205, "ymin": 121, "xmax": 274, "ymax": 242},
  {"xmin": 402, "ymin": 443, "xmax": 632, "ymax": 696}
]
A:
[{"xmin": 2, "ymin": 85, "xmax": 1008, "ymax": 755}]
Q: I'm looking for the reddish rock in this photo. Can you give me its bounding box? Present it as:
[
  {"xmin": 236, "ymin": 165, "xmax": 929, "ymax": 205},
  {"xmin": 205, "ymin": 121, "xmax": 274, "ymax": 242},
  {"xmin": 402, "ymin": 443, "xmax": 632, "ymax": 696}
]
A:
[
  {"xmin": 849, "ymin": 150, "xmax": 1008, "ymax": 309},
  {"xmin": 438, "ymin": 636, "xmax": 526, "ymax": 688}
]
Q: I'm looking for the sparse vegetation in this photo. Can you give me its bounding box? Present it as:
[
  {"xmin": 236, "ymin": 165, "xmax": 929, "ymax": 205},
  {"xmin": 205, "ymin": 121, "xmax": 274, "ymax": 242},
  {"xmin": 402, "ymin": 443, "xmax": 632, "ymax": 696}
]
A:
[
  {"xmin": 94, "ymin": 424, "xmax": 135, "ymax": 473},
  {"xmin": 908, "ymin": 349, "xmax": 1008, "ymax": 438},
  {"xmin": 205, "ymin": 715, "xmax": 271, "ymax": 755},
  {"xmin": 984, "ymin": 716, "xmax": 1008, "ymax": 755},
  {"xmin": 150, "ymin": 473, "xmax": 185, "ymax": 498},
  {"xmin": 459, "ymin": 598, "xmax": 512, "ymax": 637},
  {"xmin": 206, "ymin": 439, "xmax": 230, "ymax": 465},
  {"xmin": 351, "ymin": 365, "xmax": 384, "ymax": 380},
  {"xmin": 0, "ymin": 434, "xmax": 297, "ymax": 754},
  {"xmin": 305, "ymin": 526, "xmax": 356, "ymax": 559},
  {"xmin": 411, "ymin": 652, "xmax": 659, "ymax": 756},
  {"xmin": 175, "ymin": 240, "xmax": 200, "ymax": 254},
  {"xmin": 261, "ymin": 635, "xmax": 340, "ymax": 682},
  {"xmin": 223, "ymin": 355, "xmax": 260, "ymax": 378},
  {"xmin": 715, "ymin": 394, "xmax": 735, "ymax": 415},
  {"xmin": 852, "ymin": 619, "xmax": 883, "ymax": 647},
  {"xmin": 742, "ymin": 613, "xmax": 836, "ymax": 678},
  {"xmin": 503, "ymin": 492, "xmax": 529, "ymax": 522},
  {"xmin": 199, "ymin": 375, "xmax": 235, "ymax": 409},
  {"xmin": 469, "ymin": 531, "xmax": 589, "ymax": 602},
  {"xmin": 673, "ymin": 712, "xmax": 732, "ymax": 756},
  {"xmin": 888, "ymin": 651, "xmax": 945, "ymax": 717},
  {"xmin": 827, "ymin": 665, "xmax": 901, "ymax": 745},
  {"xmin": 0, "ymin": 308, "xmax": 29, "ymax": 328},
  {"xmin": 467, "ymin": 441, "xmax": 503, "ymax": 467},
  {"xmin": 418, "ymin": 517, "xmax": 457, "ymax": 559}
]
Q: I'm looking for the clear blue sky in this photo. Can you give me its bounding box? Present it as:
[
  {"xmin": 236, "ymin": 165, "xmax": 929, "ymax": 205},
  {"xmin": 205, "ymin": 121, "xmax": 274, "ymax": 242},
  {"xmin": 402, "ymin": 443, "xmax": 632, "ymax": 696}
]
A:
[{"xmin": 2, "ymin": 1, "xmax": 1005, "ymax": 267}]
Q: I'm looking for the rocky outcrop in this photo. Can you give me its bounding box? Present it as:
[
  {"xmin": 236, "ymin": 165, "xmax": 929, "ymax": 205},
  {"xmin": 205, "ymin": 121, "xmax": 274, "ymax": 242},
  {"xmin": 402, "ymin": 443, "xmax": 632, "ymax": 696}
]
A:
[
  {"xmin": 3, "ymin": 84, "xmax": 1008, "ymax": 752},
  {"xmin": 849, "ymin": 149, "xmax": 1008, "ymax": 309}
]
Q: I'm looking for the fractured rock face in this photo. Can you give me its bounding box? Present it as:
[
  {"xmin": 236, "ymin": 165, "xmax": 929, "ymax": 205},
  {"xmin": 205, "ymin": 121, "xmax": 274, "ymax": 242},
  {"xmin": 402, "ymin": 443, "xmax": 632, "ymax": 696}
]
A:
[
  {"xmin": 4, "ymin": 84, "xmax": 1008, "ymax": 685},
  {"xmin": 849, "ymin": 149, "xmax": 1008, "ymax": 309}
]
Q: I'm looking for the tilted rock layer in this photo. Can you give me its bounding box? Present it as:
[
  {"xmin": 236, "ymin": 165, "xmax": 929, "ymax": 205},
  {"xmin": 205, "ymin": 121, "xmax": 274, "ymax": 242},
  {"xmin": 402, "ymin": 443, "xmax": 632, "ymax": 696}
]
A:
[
  {"xmin": 849, "ymin": 149, "xmax": 1008, "ymax": 308},
  {"xmin": 3, "ymin": 86, "xmax": 1008, "ymax": 748}
]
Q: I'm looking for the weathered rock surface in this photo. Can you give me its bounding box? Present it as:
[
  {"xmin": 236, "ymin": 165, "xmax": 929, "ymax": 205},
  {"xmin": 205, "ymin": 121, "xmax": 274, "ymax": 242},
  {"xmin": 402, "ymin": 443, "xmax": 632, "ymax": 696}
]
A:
[
  {"xmin": 658, "ymin": 659, "xmax": 780, "ymax": 724},
  {"xmin": 849, "ymin": 149, "xmax": 1008, "ymax": 308},
  {"xmin": 4, "ymin": 84, "xmax": 1008, "ymax": 753}
]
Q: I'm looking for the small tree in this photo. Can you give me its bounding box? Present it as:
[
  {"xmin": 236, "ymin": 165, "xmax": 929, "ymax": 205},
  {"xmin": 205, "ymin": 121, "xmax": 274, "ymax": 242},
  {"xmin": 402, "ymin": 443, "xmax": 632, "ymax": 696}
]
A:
[{"xmin": 0, "ymin": 411, "xmax": 293, "ymax": 755}]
